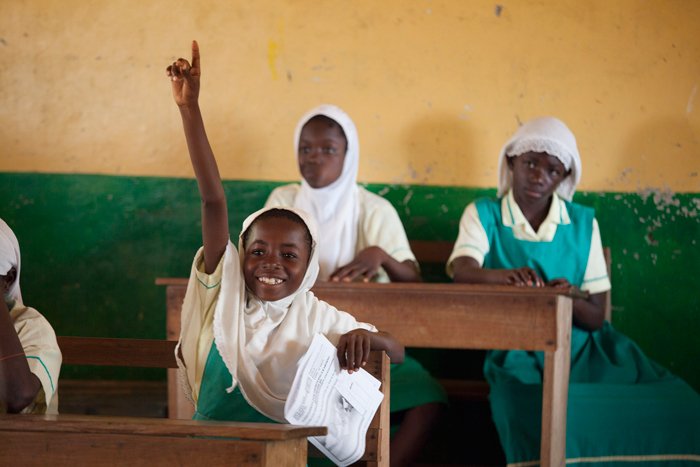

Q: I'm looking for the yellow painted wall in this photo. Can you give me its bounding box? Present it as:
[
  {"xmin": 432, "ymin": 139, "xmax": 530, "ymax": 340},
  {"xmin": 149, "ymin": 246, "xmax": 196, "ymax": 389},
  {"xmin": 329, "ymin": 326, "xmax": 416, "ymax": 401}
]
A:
[{"xmin": 1, "ymin": 0, "xmax": 699, "ymax": 192}]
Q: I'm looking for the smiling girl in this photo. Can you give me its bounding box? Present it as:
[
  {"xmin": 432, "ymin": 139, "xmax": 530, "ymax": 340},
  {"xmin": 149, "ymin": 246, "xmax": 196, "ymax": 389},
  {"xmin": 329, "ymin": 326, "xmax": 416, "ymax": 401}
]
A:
[
  {"xmin": 166, "ymin": 42, "xmax": 404, "ymax": 433},
  {"xmin": 447, "ymin": 117, "xmax": 700, "ymax": 467}
]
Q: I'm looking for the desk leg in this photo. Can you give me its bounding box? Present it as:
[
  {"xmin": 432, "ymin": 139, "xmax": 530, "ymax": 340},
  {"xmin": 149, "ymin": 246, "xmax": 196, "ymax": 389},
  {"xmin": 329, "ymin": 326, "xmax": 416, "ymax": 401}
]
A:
[
  {"xmin": 264, "ymin": 438, "xmax": 308, "ymax": 466},
  {"xmin": 540, "ymin": 296, "xmax": 572, "ymax": 467},
  {"xmin": 165, "ymin": 285, "xmax": 195, "ymax": 420}
]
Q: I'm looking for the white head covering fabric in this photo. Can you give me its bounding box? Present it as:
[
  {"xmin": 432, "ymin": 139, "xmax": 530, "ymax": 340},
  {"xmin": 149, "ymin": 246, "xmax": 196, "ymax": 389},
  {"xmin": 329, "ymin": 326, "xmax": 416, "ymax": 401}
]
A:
[
  {"xmin": 497, "ymin": 116, "xmax": 582, "ymax": 201},
  {"xmin": 0, "ymin": 218, "xmax": 22, "ymax": 303},
  {"xmin": 292, "ymin": 104, "xmax": 360, "ymax": 280},
  {"xmin": 176, "ymin": 206, "xmax": 373, "ymax": 422}
]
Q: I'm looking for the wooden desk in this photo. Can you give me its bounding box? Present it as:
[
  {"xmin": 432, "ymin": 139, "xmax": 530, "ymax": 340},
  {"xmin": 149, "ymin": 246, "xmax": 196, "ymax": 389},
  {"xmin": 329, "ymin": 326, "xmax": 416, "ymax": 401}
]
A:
[
  {"xmin": 158, "ymin": 279, "xmax": 576, "ymax": 467},
  {"xmin": 0, "ymin": 413, "xmax": 324, "ymax": 467}
]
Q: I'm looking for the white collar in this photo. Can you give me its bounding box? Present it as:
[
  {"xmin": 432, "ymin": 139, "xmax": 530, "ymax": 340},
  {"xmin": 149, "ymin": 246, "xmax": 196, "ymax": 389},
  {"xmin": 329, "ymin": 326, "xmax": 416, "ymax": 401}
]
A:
[{"xmin": 501, "ymin": 188, "xmax": 570, "ymax": 236}]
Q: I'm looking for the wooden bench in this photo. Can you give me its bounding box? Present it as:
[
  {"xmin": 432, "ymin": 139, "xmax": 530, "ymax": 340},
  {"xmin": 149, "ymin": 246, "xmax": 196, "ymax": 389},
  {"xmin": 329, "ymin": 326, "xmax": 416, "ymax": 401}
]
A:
[
  {"xmin": 51, "ymin": 337, "xmax": 389, "ymax": 467},
  {"xmin": 0, "ymin": 337, "xmax": 324, "ymax": 467}
]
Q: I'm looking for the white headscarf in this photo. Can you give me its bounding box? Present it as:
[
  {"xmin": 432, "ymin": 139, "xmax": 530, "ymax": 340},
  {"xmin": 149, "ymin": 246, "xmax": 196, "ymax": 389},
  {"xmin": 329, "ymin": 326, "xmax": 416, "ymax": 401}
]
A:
[
  {"xmin": 176, "ymin": 206, "xmax": 372, "ymax": 422},
  {"xmin": 497, "ymin": 116, "xmax": 582, "ymax": 201},
  {"xmin": 0, "ymin": 218, "xmax": 22, "ymax": 303},
  {"xmin": 293, "ymin": 104, "xmax": 360, "ymax": 280}
]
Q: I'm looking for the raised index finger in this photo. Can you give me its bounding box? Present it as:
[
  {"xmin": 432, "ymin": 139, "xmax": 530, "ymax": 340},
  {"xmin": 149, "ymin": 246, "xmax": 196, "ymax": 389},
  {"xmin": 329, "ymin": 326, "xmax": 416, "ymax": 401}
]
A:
[{"xmin": 191, "ymin": 40, "xmax": 201, "ymax": 71}]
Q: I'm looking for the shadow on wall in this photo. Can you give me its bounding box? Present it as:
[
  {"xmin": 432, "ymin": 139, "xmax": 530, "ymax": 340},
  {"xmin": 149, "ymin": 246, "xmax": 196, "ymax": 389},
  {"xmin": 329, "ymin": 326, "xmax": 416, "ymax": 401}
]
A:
[{"xmin": 399, "ymin": 111, "xmax": 477, "ymax": 186}]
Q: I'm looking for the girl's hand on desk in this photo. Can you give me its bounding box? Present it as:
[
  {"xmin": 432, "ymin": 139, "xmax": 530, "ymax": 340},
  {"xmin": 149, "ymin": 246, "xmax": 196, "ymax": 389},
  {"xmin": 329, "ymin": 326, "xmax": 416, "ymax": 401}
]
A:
[
  {"xmin": 337, "ymin": 329, "xmax": 373, "ymax": 373},
  {"xmin": 166, "ymin": 40, "xmax": 201, "ymax": 108},
  {"xmin": 329, "ymin": 246, "xmax": 387, "ymax": 283},
  {"xmin": 500, "ymin": 267, "xmax": 544, "ymax": 287}
]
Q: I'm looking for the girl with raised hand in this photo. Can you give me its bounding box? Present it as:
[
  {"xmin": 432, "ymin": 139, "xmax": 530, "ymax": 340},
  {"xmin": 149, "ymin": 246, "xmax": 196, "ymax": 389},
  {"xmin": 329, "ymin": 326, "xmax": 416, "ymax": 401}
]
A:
[
  {"xmin": 447, "ymin": 116, "xmax": 700, "ymax": 467},
  {"xmin": 166, "ymin": 42, "xmax": 404, "ymax": 435},
  {"xmin": 0, "ymin": 219, "xmax": 61, "ymax": 414},
  {"xmin": 265, "ymin": 105, "xmax": 447, "ymax": 467}
]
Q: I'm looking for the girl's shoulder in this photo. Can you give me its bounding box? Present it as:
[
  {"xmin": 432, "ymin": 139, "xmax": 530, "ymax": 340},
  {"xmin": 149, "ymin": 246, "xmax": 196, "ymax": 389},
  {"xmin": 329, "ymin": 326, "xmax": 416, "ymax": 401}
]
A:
[
  {"xmin": 357, "ymin": 186, "xmax": 397, "ymax": 214},
  {"xmin": 266, "ymin": 183, "xmax": 300, "ymax": 207},
  {"xmin": 8, "ymin": 301, "xmax": 58, "ymax": 345},
  {"xmin": 561, "ymin": 199, "xmax": 596, "ymax": 224}
]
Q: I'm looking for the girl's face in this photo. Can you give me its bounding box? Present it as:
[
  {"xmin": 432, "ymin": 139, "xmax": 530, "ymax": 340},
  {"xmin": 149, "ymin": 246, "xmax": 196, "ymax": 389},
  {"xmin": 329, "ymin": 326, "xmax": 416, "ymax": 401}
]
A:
[
  {"xmin": 507, "ymin": 152, "xmax": 570, "ymax": 204},
  {"xmin": 1, "ymin": 268, "xmax": 16, "ymax": 296},
  {"xmin": 243, "ymin": 218, "xmax": 311, "ymax": 302},
  {"xmin": 298, "ymin": 118, "xmax": 347, "ymax": 188}
]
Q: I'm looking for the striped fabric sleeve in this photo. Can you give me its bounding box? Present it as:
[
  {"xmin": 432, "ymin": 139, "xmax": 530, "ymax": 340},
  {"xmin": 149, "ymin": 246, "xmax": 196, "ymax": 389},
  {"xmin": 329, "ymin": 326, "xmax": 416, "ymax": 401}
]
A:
[
  {"xmin": 581, "ymin": 219, "xmax": 612, "ymax": 294},
  {"xmin": 446, "ymin": 203, "xmax": 490, "ymax": 277}
]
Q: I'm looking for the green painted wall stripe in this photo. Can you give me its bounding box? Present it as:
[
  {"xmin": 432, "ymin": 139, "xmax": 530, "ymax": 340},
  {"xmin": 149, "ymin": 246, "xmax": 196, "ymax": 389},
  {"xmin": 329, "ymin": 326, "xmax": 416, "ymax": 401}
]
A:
[{"xmin": 0, "ymin": 173, "xmax": 698, "ymax": 390}]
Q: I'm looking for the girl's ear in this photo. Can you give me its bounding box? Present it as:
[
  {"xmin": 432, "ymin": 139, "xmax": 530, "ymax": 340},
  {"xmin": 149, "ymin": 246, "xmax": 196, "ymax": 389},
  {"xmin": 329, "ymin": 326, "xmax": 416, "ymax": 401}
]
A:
[
  {"xmin": 2, "ymin": 267, "xmax": 17, "ymax": 295},
  {"xmin": 506, "ymin": 156, "xmax": 516, "ymax": 170}
]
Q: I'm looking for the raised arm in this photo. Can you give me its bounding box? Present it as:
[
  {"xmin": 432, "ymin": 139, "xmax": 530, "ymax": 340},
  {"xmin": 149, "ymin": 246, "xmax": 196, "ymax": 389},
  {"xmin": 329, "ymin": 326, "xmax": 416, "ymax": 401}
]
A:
[{"xmin": 166, "ymin": 41, "xmax": 228, "ymax": 273}]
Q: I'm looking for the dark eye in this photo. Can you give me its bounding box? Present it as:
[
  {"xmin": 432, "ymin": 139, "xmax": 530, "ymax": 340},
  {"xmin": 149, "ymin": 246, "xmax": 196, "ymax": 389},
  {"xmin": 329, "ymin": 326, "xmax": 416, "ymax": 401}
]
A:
[
  {"xmin": 550, "ymin": 169, "xmax": 560, "ymax": 176},
  {"xmin": 299, "ymin": 147, "xmax": 310, "ymax": 154},
  {"xmin": 284, "ymin": 252, "xmax": 297, "ymax": 259},
  {"xmin": 323, "ymin": 147, "xmax": 335, "ymax": 154},
  {"xmin": 251, "ymin": 249, "xmax": 264, "ymax": 256},
  {"xmin": 525, "ymin": 161, "xmax": 535, "ymax": 168}
]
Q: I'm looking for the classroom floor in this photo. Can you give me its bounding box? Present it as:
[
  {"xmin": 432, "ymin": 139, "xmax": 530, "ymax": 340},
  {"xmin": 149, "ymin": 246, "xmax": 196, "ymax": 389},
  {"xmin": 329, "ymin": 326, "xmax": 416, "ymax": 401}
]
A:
[{"xmin": 58, "ymin": 379, "xmax": 506, "ymax": 466}]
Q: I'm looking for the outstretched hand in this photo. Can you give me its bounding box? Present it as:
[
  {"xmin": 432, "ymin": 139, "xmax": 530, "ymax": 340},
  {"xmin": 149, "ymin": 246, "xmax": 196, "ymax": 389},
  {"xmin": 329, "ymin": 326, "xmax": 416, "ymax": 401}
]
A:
[{"xmin": 166, "ymin": 40, "xmax": 201, "ymax": 107}]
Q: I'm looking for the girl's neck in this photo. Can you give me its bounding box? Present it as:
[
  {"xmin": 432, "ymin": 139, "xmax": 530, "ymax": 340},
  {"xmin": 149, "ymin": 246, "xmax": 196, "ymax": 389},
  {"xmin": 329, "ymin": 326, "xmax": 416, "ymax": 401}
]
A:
[{"xmin": 513, "ymin": 192, "xmax": 553, "ymax": 233}]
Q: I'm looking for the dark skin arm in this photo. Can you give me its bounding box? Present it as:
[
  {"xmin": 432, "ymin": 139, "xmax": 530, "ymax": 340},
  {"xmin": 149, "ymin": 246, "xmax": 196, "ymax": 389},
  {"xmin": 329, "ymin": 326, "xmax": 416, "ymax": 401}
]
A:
[
  {"xmin": 0, "ymin": 269, "xmax": 42, "ymax": 413},
  {"xmin": 337, "ymin": 329, "xmax": 405, "ymax": 374},
  {"xmin": 452, "ymin": 256, "xmax": 544, "ymax": 287},
  {"xmin": 547, "ymin": 278, "xmax": 605, "ymax": 331},
  {"xmin": 329, "ymin": 247, "xmax": 422, "ymax": 283},
  {"xmin": 166, "ymin": 41, "xmax": 228, "ymax": 274},
  {"xmin": 452, "ymin": 256, "xmax": 605, "ymax": 332}
]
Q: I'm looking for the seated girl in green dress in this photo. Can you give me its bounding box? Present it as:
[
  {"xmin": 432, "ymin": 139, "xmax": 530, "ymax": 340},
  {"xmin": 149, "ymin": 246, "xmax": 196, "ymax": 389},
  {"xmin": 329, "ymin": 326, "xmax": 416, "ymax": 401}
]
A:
[
  {"xmin": 1, "ymin": 218, "xmax": 61, "ymax": 415},
  {"xmin": 265, "ymin": 104, "xmax": 447, "ymax": 467},
  {"xmin": 447, "ymin": 117, "xmax": 700, "ymax": 467},
  {"xmin": 165, "ymin": 41, "xmax": 404, "ymax": 453}
]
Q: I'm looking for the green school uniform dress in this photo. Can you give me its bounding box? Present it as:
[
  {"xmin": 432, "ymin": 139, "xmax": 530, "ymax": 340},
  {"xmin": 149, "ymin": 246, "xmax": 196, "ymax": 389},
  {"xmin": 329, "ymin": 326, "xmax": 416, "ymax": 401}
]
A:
[{"xmin": 475, "ymin": 197, "xmax": 700, "ymax": 467}]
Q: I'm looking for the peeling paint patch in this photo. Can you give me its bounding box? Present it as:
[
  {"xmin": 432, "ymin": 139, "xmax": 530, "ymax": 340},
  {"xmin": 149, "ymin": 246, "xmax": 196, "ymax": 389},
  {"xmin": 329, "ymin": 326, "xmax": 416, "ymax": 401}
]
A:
[
  {"xmin": 645, "ymin": 226, "xmax": 658, "ymax": 246},
  {"xmin": 688, "ymin": 85, "xmax": 698, "ymax": 114}
]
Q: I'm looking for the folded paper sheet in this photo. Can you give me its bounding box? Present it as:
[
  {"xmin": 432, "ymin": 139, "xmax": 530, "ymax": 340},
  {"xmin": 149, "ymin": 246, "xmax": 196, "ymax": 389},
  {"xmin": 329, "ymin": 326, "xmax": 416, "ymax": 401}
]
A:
[{"xmin": 285, "ymin": 333, "xmax": 384, "ymax": 467}]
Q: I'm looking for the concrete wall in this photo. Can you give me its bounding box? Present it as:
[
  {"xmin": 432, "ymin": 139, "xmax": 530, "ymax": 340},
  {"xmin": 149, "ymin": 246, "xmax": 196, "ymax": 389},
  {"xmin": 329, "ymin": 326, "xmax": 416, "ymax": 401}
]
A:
[{"xmin": 1, "ymin": 1, "xmax": 698, "ymax": 388}]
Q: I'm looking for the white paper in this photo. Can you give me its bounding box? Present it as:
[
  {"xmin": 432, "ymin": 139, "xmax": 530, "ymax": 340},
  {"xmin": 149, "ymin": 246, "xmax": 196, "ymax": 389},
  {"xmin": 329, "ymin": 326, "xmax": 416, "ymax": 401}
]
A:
[{"xmin": 284, "ymin": 333, "xmax": 384, "ymax": 467}]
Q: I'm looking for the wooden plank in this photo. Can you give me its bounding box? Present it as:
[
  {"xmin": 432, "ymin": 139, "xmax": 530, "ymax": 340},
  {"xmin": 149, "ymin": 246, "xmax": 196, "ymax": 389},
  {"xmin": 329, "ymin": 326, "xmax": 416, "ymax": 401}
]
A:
[
  {"xmin": 263, "ymin": 438, "xmax": 309, "ymax": 467},
  {"xmin": 311, "ymin": 284, "xmax": 563, "ymax": 351},
  {"xmin": 0, "ymin": 413, "xmax": 326, "ymax": 440},
  {"xmin": 58, "ymin": 337, "xmax": 178, "ymax": 368},
  {"xmin": 539, "ymin": 295, "xmax": 572, "ymax": 467},
  {"xmin": 163, "ymin": 281, "xmax": 196, "ymax": 419},
  {"xmin": 0, "ymin": 431, "xmax": 269, "ymax": 467}
]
